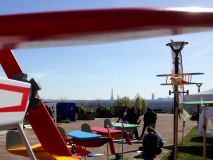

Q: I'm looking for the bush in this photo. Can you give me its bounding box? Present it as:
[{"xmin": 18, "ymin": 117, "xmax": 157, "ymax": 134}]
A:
[
  {"xmin": 78, "ymin": 106, "xmax": 86, "ymax": 115},
  {"xmin": 95, "ymin": 106, "xmax": 112, "ymax": 118}
]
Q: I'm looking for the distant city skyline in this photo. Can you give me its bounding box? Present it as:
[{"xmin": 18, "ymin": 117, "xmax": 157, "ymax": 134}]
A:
[
  {"xmin": 0, "ymin": 1, "xmax": 212, "ymax": 100},
  {"xmin": 43, "ymin": 91, "xmax": 173, "ymax": 101},
  {"xmin": 44, "ymin": 97, "xmax": 175, "ymax": 114}
]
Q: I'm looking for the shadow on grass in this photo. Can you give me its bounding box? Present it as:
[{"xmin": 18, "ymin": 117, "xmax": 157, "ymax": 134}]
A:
[
  {"xmin": 178, "ymin": 145, "xmax": 213, "ymax": 159},
  {"xmin": 190, "ymin": 136, "xmax": 213, "ymax": 143},
  {"xmin": 161, "ymin": 127, "xmax": 213, "ymax": 159}
]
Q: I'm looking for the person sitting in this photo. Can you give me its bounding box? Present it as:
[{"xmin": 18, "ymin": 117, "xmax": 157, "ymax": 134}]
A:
[
  {"xmin": 139, "ymin": 127, "xmax": 163, "ymax": 158},
  {"xmin": 152, "ymin": 127, "xmax": 164, "ymax": 149}
]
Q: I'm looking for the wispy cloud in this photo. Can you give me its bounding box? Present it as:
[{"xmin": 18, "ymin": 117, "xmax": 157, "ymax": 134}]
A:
[
  {"xmin": 185, "ymin": 46, "xmax": 213, "ymax": 60},
  {"xmin": 78, "ymin": 73, "xmax": 116, "ymax": 80},
  {"xmin": 78, "ymin": 73, "xmax": 99, "ymax": 79},
  {"xmin": 27, "ymin": 70, "xmax": 60, "ymax": 80}
]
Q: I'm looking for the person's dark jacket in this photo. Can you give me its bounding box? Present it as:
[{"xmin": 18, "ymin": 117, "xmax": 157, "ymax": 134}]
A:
[
  {"xmin": 127, "ymin": 109, "xmax": 138, "ymax": 124},
  {"xmin": 149, "ymin": 111, "xmax": 157, "ymax": 123},
  {"xmin": 143, "ymin": 110, "xmax": 157, "ymax": 124}
]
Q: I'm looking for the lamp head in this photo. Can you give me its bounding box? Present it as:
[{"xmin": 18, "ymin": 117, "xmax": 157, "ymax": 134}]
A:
[{"xmin": 166, "ymin": 41, "xmax": 188, "ymax": 54}]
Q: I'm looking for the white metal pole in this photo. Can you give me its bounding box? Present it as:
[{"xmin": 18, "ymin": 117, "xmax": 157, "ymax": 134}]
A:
[{"xmin": 17, "ymin": 123, "xmax": 36, "ymax": 160}]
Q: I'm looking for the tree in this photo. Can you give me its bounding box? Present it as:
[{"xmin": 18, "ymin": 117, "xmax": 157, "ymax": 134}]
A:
[
  {"xmin": 77, "ymin": 101, "xmax": 86, "ymax": 115},
  {"xmin": 134, "ymin": 93, "xmax": 147, "ymax": 114},
  {"xmin": 114, "ymin": 95, "xmax": 132, "ymax": 117},
  {"xmin": 122, "ymin": 96, "xmax": 131, "ymax": 107},
  {"xmin": 115, "ymin": 95, "xmax": 123, "ymax": 106},
  {"xmin": 95, "ymin": 106, "xmax": 112, "ymax": 118},
  {"xmin": 115, "ymin": 95, "xmax": 132, "ymax": 107}
]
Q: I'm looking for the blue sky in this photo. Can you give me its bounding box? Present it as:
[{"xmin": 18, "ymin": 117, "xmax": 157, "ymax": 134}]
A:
[{"xmin": 0, "ymin": 1, "xmax": 213, "ymax": 100}]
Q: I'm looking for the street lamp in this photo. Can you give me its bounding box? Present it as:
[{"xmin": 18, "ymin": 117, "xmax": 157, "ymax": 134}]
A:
[{"xmin": 166, "ymin": 41, "xmax": 188, "ymax": 160}]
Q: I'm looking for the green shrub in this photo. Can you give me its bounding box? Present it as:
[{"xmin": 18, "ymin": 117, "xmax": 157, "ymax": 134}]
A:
[{"xmin": 95, "ymin": 106, "xmax": 112, "ymax": 118}]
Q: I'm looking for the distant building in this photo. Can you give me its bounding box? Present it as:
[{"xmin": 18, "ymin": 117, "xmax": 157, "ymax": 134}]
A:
[
  {"xmin": 152, "ymin": 93, "xmax": 155, "ymax": 100},
  {"xmin": 111, "ymin": 88, "xmax": 114, "ymax": 100}
]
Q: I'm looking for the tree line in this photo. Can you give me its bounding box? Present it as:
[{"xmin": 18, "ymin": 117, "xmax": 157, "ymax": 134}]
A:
[{"xmin": 76, "ymin": 93, "xmax": 147, "ymax": 119}]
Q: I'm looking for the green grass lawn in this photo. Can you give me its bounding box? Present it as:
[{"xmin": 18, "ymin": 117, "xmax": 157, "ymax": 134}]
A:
[
  {"xmin": 162, "ymin": 127, "xmax": 213, "ymax": 160},
  {"xmin": 110, "ymin": 127, "xmax": 213, "ymax": 160}
]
